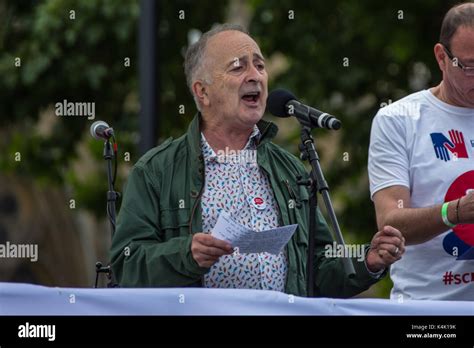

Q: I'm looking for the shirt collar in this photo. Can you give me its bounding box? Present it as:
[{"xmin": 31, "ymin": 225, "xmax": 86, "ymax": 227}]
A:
[{"xmin": 200, "ymin": 125, "xmax": 261, "ymax": 162}]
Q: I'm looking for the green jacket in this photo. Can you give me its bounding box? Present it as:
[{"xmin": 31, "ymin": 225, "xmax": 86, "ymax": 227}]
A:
[{"xmin": 110, "ymin": 114, "xmax": 381, "ymax": 297}]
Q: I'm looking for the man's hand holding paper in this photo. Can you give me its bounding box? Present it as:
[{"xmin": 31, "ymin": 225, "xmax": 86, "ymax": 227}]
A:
[{"xmin": 211, "ymin": 211, "xmax": 297, "ymax": 255}]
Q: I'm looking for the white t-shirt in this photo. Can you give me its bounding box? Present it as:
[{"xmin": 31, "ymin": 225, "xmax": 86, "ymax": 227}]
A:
[{"xmin": 368, "ymin": 89, "xmax": 474, "ymax": 301}]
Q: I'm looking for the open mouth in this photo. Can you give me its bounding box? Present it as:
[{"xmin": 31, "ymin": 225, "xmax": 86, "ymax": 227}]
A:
[{"xmin": 241, "ymin": 91, "xmax": 261, "ymax": 106}]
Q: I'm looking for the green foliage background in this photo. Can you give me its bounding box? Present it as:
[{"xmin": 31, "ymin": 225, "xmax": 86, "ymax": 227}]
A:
[{"xmin": 0, "ymin": 0, "xmax": 460, "ymax": 295}]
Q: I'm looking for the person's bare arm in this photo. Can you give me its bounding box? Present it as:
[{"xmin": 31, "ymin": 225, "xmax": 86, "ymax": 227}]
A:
[{"xmin": 373, "ymin": 185, "xmax": 473, "ymax": 245}]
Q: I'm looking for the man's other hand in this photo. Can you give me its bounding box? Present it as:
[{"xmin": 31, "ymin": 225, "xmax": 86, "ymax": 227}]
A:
[{"xmin": 366, "ymin": 226, "xmax": 406, "ymax": 273}]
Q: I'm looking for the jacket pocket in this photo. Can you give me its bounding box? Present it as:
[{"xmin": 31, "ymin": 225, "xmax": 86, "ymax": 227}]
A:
[
  {"xmin": 160, "ymin": 208, "xmax": 191, "ymax": 239},
  {"xmin": 281, "ymin": 178, "xmax": 309, "ymax": 208},
  {"xmin": 281, "ymin": 178, "xmax": 309, "ymax": 246}
]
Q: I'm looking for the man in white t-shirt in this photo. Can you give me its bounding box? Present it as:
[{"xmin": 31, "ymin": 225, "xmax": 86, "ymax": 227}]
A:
[{"xmin": 368, "ymin": 2, "xmax": 474, "ymax": 301}]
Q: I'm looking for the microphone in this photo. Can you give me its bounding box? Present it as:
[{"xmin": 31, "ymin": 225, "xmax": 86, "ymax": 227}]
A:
[
  {"xmin": 267, "ymin": 89, "xmax": 341, "ymax": 130},
  {"xmin": 90, "ymin": 120, "xmax": 114, "ymax": 140}
]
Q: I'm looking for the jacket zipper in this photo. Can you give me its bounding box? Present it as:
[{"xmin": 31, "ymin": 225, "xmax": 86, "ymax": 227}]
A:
[
  {"xmin": 283, "ymin": 179, "xmax": 299, "ymax": 206},
  {"xmin": 189, "ymin": 183, "xmax": 204, "ymax": 235},
  {"xmin": 189, "ymin": 160, "xmax": 205, "ymax": 286},
  {"xmin": 285, "ymin": 179, "xmax": 305, "ymax": 209}
]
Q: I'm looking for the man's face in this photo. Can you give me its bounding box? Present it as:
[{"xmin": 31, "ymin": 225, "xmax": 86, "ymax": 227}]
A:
[
  {"xmin": 441, "ymin": 25, "xmax": 474, "ymax": 108},
  {"xmin": 199, "ymin": 30, "xmax": 268, "ymax": 128}
]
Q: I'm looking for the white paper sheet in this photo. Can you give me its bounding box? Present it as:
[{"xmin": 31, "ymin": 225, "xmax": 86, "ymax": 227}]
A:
[{"xmin": 211, "ymin": 211, "xmax": 297, "ymax": 254}]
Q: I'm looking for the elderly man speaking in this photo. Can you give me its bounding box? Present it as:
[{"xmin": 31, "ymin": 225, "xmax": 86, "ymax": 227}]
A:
[{"xmin": 110, "ymin": 24, "xmax": 405, "ymax": 297}]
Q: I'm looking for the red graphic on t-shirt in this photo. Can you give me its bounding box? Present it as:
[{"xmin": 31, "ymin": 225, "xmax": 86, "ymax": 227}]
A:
[
  {"xmin": 444, "ymin": 171, "xmax": 474, "ymax": 246},
  {"xmin": 445, "ymin": 130, "xmax": 469, "ymax": 159}
]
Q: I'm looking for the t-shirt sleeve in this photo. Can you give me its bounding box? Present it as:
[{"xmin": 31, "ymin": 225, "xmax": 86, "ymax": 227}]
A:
[{"xmin": 368, "ymin": 110, "xmax": 410, "ymax": 199}]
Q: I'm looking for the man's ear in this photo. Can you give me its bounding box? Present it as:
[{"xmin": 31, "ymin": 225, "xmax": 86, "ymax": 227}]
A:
[
  {"xmin": 434, "ymin": 43, "xmax": 447, "ymax": 72},
  {"xmin": 192, "ymin": 80, "xmax": 210, "ymax": 108}
]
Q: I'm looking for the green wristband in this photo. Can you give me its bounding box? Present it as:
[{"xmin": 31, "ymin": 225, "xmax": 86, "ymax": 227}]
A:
[{"xmin": 441, "ymin": 202, "xmax": 456, "ymax": 228}]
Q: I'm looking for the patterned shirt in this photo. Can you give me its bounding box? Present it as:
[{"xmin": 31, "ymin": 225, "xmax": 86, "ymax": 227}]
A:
[{"xmin": 201, "ymin": 126, "xmax": 288, "ymax": 291}]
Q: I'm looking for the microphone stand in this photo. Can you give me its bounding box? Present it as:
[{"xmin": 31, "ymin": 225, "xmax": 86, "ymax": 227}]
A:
[
  {"xmin": 94, "ymin": 138, "xmax": 119, "ymax": 288},
  {"xmin": 297, "ymin": 125, "xmax": 355, "ymax": 297}
]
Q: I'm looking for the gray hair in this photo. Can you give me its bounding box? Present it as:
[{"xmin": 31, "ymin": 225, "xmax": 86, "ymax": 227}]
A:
[
  {"xmin": 184, "ymin": 23, "xmax": 248, "ymax": 111},
  {"xmin": 440, "ymin": 2, "xmax": 474, "ymax": 49}
]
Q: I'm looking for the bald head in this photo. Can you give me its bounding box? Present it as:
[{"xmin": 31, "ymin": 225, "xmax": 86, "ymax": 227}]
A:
[{"xmin": 204, "ymin": 30, "xmax": 264, "ymax": 74}]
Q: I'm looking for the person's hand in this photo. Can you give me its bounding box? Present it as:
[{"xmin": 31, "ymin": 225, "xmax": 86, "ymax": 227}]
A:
[
  {"xmin": 191, "ymin": 233, "xmax": 234, "ymax": 268},
  {"xmin": 366, "ymin": 226, "xmax": 405, "ymax": 273},
  {"xmin": 458, "ymin": 190, "xmax": 474, "ymax": 224}
]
